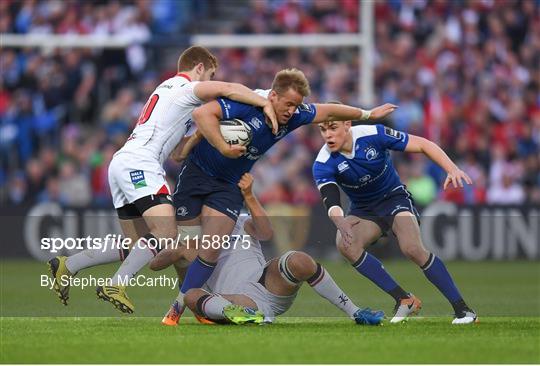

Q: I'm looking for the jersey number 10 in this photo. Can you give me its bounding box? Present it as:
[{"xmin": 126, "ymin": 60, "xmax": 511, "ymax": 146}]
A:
[{"xmin": 137, "ymin": 94, "xmax": 159, "ymax": 125}]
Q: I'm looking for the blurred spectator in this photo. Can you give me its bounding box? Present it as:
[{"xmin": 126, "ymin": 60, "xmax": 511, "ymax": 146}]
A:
[
  {"xmin": 487, "ymin": 173, "xmax": 525, "ymax": 205},
  {"xmin": 405, "ymin": 159, "xmax": 437, "ymax": 207},
  {"xmin": 0, "ymin": 0, "xmax": 539, "ymax": 211},
  {"xmin": 57, "ymin": 160, "xmax": 91, "ymax": 207}
]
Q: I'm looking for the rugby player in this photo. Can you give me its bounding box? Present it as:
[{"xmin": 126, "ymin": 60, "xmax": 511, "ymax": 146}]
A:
[
  {"xmin": 47, "ymin": 46, "xmax": 278, "ymax": 313},
  {"xmin": 164, "ymin": 68, "xmax": 397, "ymax": 323},
  {"xmin": 312, "ymin": 116, "xmax": 477, "ymax": 325},
  {"xmin": 152, "ymin": 173, "xmax": 384, "ymax": 326}
]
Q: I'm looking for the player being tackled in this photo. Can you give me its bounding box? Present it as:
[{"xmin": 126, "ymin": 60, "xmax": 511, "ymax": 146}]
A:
[
  {"xmin": 153, "ymin": 173, "xmax": 384, "ymax": 326},
  {"xmin": 46, "ymin": 46, "xmax": 278, "ymax": 312}
]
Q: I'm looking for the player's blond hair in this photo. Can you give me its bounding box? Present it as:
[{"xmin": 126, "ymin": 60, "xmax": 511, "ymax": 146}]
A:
[
  {"xmin": 177, "ymin": 46, "xmax": 218, "ymax": 72},
  {"xmin": 271, "ymin": 68, "xmax": 311, "ymax": 97}
]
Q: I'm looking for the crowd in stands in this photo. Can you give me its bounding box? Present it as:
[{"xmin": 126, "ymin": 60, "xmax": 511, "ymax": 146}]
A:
[{"xmin": 1, "ymin": 0, "xmax": 539, "ymax": 211}]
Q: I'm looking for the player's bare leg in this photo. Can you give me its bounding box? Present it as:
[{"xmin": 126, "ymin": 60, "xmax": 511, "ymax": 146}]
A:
[
  {"xmin": 392, "ymin": 211, "xmax": 477, "ymax": 324},
  {"xmin": 164, "ymin": 207, "xmax": 236, "ymax": 324},
  {"xmin": 335, "ymin": 216, "xmax": 380, "ymax": 263},
  {"xmin": 98, "ymin": 203, "xmax": 177, "ymax": 314},
  {"xmin": 48, "ymin": 216, "xmax": 148, "ymax": 305},
  {"xmin": 336, "ymin": 216, "xmax": 420, "ymax": 323}
]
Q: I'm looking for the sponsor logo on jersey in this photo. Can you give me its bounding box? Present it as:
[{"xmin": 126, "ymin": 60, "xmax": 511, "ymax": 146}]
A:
[
  {"xmin": 297, "ymin": 103, "xmax": 312, "ymax": 113},
  {"xmin": 359, "ymin": 174, "xmax": 371, "ymax": 184},
  {"xmin": 176, "ymin": 206, "xmax": 188, "ymax": 216},
  {"xmin": 157, "ymin": 84, "xmax": 173, "ymax": 89},
  {"xmin": 337, "ymin": 161, "xmax": 350, "ymax": 173},
  {"xmin": 249, "ymin": 117, "xmax": 263, "ymax": 129},
  {"xmin": 274, "ymin": 127, "xmax": 287, "ymax": 139},
  {"xmin": 384, "ymin": 127, "xmax": 402, "ymax": 139},
  {"xmin": 129, "ymin": 170, "xmax": 146, "ymax": 189},
  {"xmin": 244, "ymin": 146, "xmax": 260, "ymax": 160},
  {"xmin": 365, "ymin": 147, "xmax": 379, "ymax": 160}
]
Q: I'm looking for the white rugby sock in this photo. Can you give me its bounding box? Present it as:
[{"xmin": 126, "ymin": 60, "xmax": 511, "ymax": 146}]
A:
[
  {"xmin": 111, "ymin": 236, "xmax": 157, "ymax": 285},
  {"xmin": 65, "ymin": 243, "xmax": 127, "ymax": 273},
  {"xmin": 308, "ymin": 264, "xmax": 360, "ymax": 318},
  {"xmin": 175, "ymin": 291, "xmax": 185, "ymax": 307},
  {"xmin": 198, "ymin": 295, "xmax": 231, "ymax": 320}
]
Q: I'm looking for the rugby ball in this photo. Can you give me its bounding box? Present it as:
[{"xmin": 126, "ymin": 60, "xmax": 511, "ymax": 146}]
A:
[{"xmin": 220, "ymin": 119, "xmax": 252, "ymax": 146}]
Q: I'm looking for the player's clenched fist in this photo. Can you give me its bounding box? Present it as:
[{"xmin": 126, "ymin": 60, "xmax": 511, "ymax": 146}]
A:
[{"xmin": 238, "ymin": 173, "xmax": 254, "ymax": 197}]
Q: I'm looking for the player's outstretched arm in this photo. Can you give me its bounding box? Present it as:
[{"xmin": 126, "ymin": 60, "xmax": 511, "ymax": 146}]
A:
[
  {"xmin": 238, "ymin": 173, "xmax": 273, "ymax": 241},
  {"xmin": 405, "ymin": 135, "xmax": 473, "ymax": 189},
  {"xmin": 194, "ymin": 81, "xmax": 278, "ymax": 134},
  {"xmin": 192, "ymin": 101, "xmax": 247, "ymax": 159},
  {"xmin": 312, "ymin": 103, "xmax": 398, "ymax": 123}
]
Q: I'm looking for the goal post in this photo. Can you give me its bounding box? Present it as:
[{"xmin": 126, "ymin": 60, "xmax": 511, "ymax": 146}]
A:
[
  {"xmin": 191, "ymin": 1, "xmax": 375, "ymax": 106},
  {"xmin": 1, "ymin": 2, "xmax": 375, "ymax": 105}
]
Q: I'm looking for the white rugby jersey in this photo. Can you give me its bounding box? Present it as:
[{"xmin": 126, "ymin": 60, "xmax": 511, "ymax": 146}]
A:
[
  {"xmin": 205, "ymin": 214, "xmax": 266, "ymax": 293},
  {"xmin": 116, "ymin": 73, "xmax": 203, "ymax": 165}
]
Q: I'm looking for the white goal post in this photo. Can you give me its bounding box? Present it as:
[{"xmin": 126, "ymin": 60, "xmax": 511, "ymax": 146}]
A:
[
  {"xmin": 0, "ymin": 2, "xmax": 374, "ymax": 105},
  {"xmin": 191, "ymin": 1, "xmax": 375, "ymax": 106}
]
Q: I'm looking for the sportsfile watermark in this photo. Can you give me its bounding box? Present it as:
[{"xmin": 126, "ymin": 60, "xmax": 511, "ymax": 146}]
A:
[
  {"xmin": 40, "ymin": 233, "xmax": 252, "ymax": 253},
  {"xmin": 40, "ymin": 274, "xmax": 180, "ymax": 290}
]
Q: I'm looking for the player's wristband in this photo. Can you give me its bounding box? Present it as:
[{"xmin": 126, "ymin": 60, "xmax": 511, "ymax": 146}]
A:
[{"xmin": 360, "ymin": 109, "xmax": 372, "ymax": 120}]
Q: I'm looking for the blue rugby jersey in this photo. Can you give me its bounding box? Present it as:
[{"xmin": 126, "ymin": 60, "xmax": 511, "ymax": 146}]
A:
[
  {"xmin": 312, "ymin": 124, "xmax": 409, "ymax": 204},
  {"xmin": 190, "ymin": 91, "xmax": 317, "ymax": 184}
]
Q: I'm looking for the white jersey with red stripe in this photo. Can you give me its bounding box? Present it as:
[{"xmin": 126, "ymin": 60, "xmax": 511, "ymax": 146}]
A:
[
  {"xmin": 108, "ymin": 73, "xmax": 203, "ymax": 209},
  {"xmin": 115, "ymin": 73, "xmax": 202, "ymax": 165}
]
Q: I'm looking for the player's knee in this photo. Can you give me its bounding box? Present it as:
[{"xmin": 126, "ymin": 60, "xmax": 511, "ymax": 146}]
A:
[
  {"xmin": 155, "ymin": 227, "xmax": 178, "ymax": 241},
  {"xmin": 286, "ymin": 252, "xmax": 317, "ymax": 281},
  {"xmin": 336, "ymin": 239, "xmax": 361, "ymax": 262},
  {"xmin": 401, "ymin": 244, "xmax": 428, "ymax": 263},
  {"xmin": 198, "ymin": 247, "xmax": 220, "ymax": 263}
]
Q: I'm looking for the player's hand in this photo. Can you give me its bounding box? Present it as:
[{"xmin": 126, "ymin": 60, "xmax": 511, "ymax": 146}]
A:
[
  {"xmin": 263, "ymin": 101, "xmax": 279, "ymax": 135},
  {"xmin": 443, "ymin": 168, "xmax": 473, "ymax": 190},
  {"xmin": 149, "ymin": 247, "xmax": 182, "ymax": 271},
  {"xmin": 335, "ymin": 218, "xmax": 354, "ymax": 247},
  {"xmin": 220, "ymin": 143, "xmax": 246, "ymax": 159},
  {"xmin": 238, "ymin": 173, "xmax": 254, "ymax": 197},
  {"xmin": 369, "ymin": 103, "xmax": 398, "ymax": 120}
]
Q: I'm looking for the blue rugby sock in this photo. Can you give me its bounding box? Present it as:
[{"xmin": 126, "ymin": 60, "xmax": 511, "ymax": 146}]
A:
[
  {"xmin": 353, "ymin": 252, "xmax": 408, "ymax": 301},
  {"xmin": 421, "ymin": 253, "xmax": 463, "ymax": 304},
  {"xmin": 180, "ymin": 256, "xmax": 216, "ymax": 295}
]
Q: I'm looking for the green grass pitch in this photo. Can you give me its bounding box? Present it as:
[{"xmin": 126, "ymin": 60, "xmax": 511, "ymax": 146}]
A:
[{"xmin": 1, "ymin": 259, "xmax": 539, "ymax": 363}]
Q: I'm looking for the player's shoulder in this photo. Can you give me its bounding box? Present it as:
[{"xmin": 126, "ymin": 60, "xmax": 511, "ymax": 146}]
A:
[
  {"xmin": 154, "ymin": 75, "xmax": 196, "ymax": 95},
  {"xmin": 254, "ymin": 89, "xmax": 270, "ymax": 98},
  {"xmin": 351, "ymin": 124, "xmax": 379, "ymax": 139},
  {"xmin": 315, "ymin": 144, "xmax": 333, "ymax": 164}
]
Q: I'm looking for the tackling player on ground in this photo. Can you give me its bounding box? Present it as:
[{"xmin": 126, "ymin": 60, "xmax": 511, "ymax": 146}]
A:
[
  {"xmin": 47, "ymin": 46, "xmax": 278, "ymax": 313},
  {"xmin": 312, "ymin": 114, "xmax": 477, "ymax": 324},
  {"xmin": 152, "ymin": 173, "xmax": 384, "ymax": 326},
  {"xmin": 163, "ymin": 68, "xmax": 397, "ymax": 323}
]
